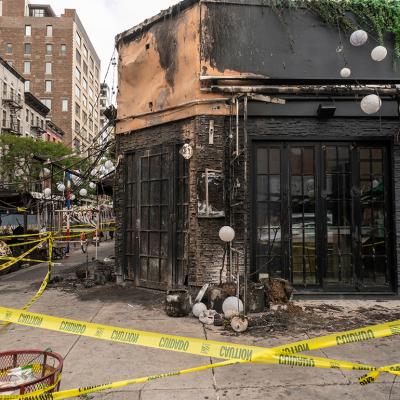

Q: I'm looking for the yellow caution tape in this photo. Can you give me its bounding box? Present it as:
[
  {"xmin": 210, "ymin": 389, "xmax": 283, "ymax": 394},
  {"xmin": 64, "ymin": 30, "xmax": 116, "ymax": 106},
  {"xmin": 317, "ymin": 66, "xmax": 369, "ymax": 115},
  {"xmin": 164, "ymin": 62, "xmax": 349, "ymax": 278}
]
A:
[
  {"xmin": 7, "ymin": 238, "xmax": 47, "ymax": 248},
  {"xmin": 0, "ymin": 238, "xmax": 48, "ymax": 272}
]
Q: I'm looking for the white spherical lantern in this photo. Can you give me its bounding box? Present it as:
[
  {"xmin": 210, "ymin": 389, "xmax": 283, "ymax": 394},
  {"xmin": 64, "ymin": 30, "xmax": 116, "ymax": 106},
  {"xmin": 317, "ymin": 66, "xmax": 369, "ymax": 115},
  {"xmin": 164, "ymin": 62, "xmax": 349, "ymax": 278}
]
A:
[
  {"xmin": 361, "ymin": 94, "xmax": 382, "ymax": 114},
  {"xmin": 89, "ymin": 182, "xmax": 96, "ymax": 189},
  {"xmin": 104, "ymin": 160, "xmax": 114, "ymax": 170},
  {"xmin": 192, "ymin": 302, "xmax": 207, "ymax": 318},
  {"xmin": 350, "ymin": 30, "xmax": 368, "ymax": 46},
  {"xmin": 79, "ymin": 188, "xmax": 88, "ymax": 197},
  {"xmin": 57, "ymin": 183, "xmax": 65, "ymax": 192},
  {"xmin": 222, "ymin": 297, "xmax": 244, "ymax": 319},
  {"xmin": 43, "ymin": 188, "xmax": 51, "ymax": 198},
  {"xmin": 43, "ymin": 168, "xmax": 50, "ymax": 177},
  {"xmin": 340, "ymin": 67, "xmax": 351, "ymax": 78},
  {"xmin": 70, "ymin": 194, "xmax": 76, "ymax": 201},
  {"xmin": 219, "ymin": 226, "xmax": 235, "ymax": 242},
  {"xmin": 90, "ymin": 168, "xmax": 98, "ymax": 177},
  {"xmin": 371, "ymin": 46, "xmax": 387, "ymax": 62}
]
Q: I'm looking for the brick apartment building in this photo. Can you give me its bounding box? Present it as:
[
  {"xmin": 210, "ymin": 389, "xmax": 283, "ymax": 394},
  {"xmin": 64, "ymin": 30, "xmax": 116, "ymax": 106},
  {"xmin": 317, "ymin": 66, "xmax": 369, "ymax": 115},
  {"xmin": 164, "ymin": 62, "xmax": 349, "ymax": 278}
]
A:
[
  {"xmin": 0, "ymin": 0, "xmax": 101, "ymax": 150},
  {"xmin": 114, "ymin": 0, "xmax": 400, "ymax": 294}
]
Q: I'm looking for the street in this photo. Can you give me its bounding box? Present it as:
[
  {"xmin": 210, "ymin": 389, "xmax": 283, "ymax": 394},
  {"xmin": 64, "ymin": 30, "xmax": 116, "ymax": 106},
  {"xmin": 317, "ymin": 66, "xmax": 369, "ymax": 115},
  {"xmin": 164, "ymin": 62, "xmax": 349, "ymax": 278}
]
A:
[{"xmin": 1, "ymin": 241, "xmax": 399, "ymax": 400}]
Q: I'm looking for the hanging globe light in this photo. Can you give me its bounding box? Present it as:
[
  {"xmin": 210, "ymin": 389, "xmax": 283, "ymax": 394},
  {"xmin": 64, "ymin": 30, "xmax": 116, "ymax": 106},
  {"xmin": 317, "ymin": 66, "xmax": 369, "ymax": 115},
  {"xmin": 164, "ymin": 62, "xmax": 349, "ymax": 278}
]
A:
[
  {"xmin": 79, "ymin": 188, "xmax": 88, "ymax": 197},
  {"xmin": 57, "ymin": 183, "xmax": 65, "ymax": 192},
  {"xmin": 89, "ymin": 182, "xmax": 96, "ymax": 189},
  {"xmin": 371, "ymin": 46, "xmax": 387, "ymax": 61},
  {"xmin": 340, "ymin": 67, "xmax": 351, "ymax": 78},
  {"xmin": 70, "ymin": 194, "xmax": 76, "ymax": 201},
  {"xmin": 350, "ymin": 30, "xmax": 368, "ymax": 46},
  {"xmin": 219, "ymin": 226, "xmax": 235, "ymax": 242},
  {"xmin": 104, "ymin": 160, "xmax": 114, "ymax": 170},
  {"xmin": 360, "ymin": 94, "xmax": 382, "ymax": 114},
  {"xmin": 43, "ymin": 188, "xmax": 51, "ymax": 198},
  {"xmin": 90, "ymin": 168, "xmax": 98, "ymax": 177},
  {"xmin": 42, "ymin": 168, "xmax": 50, "ymax": 177}
]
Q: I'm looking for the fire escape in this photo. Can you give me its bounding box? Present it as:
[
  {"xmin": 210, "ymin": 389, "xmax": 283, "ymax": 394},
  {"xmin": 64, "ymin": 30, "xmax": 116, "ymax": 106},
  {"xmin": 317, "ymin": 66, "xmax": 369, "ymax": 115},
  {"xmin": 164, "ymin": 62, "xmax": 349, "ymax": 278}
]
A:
[{"xmin": 2, "ymin": 90, "xmax": 23, "ymax": 135}]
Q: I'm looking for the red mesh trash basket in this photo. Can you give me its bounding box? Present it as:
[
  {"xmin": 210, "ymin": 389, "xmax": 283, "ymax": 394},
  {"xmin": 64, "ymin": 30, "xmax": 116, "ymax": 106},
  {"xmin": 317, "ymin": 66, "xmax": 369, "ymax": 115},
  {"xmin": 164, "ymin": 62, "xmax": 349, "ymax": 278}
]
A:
[{"xmin": 0, "ymin": 350, "xmax": 63, "ymax": 396}]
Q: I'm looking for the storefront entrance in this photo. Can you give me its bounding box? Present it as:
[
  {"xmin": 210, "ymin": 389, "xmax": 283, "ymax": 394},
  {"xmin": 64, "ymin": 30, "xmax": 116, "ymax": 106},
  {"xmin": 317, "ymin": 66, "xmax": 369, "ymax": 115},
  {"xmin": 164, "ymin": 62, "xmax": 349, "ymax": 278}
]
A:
[{"xmin": 253, "ymin": 141, "xmax": 394, "ymax": 292}]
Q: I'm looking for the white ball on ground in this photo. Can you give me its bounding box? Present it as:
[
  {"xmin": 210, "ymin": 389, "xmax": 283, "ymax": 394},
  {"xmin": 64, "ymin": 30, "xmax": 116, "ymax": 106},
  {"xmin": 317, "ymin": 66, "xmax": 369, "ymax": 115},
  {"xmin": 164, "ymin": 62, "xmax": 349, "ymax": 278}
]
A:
[
  {"xmin": 222, "ymin": 296, "xmax": 244, "ymax": 319},
  {"xmin": 192, "ymin": 302, "xmax": 207, "ymax": 318}
]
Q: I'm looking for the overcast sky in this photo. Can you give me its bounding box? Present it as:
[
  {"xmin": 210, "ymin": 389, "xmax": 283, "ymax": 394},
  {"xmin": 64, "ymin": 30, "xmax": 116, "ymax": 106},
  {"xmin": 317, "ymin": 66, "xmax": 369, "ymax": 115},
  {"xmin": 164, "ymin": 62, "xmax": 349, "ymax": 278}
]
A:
[{"xmin": 49, "ymin": 0, "xmax": 179, "ymax": 92}]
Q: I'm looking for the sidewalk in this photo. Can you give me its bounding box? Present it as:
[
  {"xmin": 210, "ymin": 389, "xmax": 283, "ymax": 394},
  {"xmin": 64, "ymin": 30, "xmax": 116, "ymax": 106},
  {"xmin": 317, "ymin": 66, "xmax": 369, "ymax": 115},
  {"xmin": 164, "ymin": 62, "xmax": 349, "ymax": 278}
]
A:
[{"xmin": 0, "ymin": 244, "xmax": 399, "ymax": 400}]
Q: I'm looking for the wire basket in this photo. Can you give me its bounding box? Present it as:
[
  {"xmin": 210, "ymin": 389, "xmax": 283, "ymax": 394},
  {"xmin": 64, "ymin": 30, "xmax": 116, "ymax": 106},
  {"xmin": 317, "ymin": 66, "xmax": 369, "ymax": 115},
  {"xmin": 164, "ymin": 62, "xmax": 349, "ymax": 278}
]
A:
[{"xmin": 0, "ymin": 350, "xmax": 63, "ymax": 395}]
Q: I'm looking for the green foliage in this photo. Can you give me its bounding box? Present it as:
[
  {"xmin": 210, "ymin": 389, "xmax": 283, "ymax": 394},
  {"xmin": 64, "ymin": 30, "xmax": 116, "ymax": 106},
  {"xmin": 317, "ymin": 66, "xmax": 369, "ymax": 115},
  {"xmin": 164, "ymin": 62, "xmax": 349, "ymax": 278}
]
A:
[
  {"xmin": 271, "ymin": 0, "xmax": 400, "ymax": 57},
  {"xmin": 0, "ymin": 135, "xmax": 88, "ymax": 191}
]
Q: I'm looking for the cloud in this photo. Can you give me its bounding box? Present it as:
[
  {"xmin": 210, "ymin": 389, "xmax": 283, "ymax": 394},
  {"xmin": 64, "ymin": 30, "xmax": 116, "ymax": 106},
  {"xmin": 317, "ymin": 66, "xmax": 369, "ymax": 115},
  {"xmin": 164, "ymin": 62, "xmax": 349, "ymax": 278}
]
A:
[{"xmin": 48, "ymin": 0, "xmax": 179, "ymax": 86}]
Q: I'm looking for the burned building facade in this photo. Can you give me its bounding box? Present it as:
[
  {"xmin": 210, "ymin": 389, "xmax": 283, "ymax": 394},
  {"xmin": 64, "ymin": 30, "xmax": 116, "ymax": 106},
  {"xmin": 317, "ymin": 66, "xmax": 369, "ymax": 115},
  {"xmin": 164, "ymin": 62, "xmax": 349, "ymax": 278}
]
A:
[{"xmin": 115, "ymin": 0, "xmax": 400, "ymax": 294}]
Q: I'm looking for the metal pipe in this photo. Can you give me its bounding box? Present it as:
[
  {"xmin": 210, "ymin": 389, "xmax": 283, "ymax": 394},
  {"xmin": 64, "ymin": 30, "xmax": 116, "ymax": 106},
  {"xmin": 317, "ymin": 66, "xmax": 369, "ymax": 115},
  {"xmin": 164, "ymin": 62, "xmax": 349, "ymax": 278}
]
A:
[
  {"xmin": 205, "ymin": 85, "xmax": 400, "ymax": 96},
  {"xmin": 243, "ymin": 95, "xmax": 248, "ymax": 316},
  {"xmin": 235, "ymin": 98, "xmax": 239, "ymax": 157}
]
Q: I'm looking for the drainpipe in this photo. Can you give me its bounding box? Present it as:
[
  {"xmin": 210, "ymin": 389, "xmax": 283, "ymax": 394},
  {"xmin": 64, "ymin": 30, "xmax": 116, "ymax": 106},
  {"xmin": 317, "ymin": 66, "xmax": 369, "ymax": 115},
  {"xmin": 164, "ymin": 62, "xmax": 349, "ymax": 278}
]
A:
[{"xmin": 243, "ymin": 95, "xmax": 248, "ymax": 315}]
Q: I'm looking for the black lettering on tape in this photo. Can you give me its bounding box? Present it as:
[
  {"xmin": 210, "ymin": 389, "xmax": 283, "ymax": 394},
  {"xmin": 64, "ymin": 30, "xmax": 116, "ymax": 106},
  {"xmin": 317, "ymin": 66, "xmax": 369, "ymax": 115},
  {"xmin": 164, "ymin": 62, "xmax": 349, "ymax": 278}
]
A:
[
  {"xmin": 59, "ymin": 320, "xmax": 87, "ymax": 334},
  {"xmin": 278, "ymin": 355, "xmax": 315, "ymax": 367},
  {"xmin": 148, "ymin": 371, "xmax": 180, "ymax": 381},
  {"xmin": 18, "ymin": 313, "xmax": 43, "ymax": 327},
  {"xmin": 219, "ymin": 346, "xmax": 253, "ymax": 361},
  {"xmin": 158, "ymin": 337, "xmax": 189, "ymax": 352},
  {"xmin": 281, "ymin": 343, "xmax": 310, "ymax": 354},
  {"xmin": 336, "ymin": 329, "xmax": 375, "ymax": 345},
  {"xmin": 389, "ymin": 325, "xmax": 400, "ymax": 335},
  {"xmin": 111, "ymin": 330, "xmax": 139, "ymax": 344}
]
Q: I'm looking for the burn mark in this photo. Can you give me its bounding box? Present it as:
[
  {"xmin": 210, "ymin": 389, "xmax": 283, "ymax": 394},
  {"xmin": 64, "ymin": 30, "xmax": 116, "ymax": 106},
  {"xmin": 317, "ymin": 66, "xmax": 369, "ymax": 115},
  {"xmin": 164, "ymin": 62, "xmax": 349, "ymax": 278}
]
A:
[{"xmin": 153, "ymin": 17, "xmax": 179, "ymax": 87}]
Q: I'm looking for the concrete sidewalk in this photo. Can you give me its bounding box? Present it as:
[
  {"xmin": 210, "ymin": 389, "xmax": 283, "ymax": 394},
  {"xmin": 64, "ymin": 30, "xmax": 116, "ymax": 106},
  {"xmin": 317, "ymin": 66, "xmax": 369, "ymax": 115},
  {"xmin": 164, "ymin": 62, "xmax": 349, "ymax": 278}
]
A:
[{"xmin": 0, "ymin": 244, "xmax": 399, "ymax": 399}]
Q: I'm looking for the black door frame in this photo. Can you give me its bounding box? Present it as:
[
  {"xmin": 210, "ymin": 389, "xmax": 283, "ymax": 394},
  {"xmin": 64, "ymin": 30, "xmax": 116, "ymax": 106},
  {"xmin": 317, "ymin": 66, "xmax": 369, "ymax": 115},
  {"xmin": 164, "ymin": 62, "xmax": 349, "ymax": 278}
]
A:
[{"xmin": 251, "ymin": 137, "xmax": 396, "ymax": 292}]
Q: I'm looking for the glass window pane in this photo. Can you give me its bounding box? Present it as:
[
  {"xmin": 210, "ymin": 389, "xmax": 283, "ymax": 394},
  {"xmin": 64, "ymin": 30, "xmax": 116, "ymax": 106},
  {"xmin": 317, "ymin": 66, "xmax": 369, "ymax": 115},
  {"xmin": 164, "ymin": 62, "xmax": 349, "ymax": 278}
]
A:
[
  {"xmin": 269, "ymin": 148, "xmax": 280, "ymax": 174},
  {"xmin": 257, "ymin": 148, "xmax": 268, "ymax": 174}
]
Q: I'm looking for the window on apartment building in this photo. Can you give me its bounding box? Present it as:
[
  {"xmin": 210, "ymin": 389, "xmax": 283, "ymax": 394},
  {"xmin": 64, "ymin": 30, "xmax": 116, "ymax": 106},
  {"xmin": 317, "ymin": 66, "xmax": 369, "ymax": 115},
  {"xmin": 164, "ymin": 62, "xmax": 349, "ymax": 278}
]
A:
[
  {"xmin": 89, "ymin": 134, "xmax": 93, "ymax": 143},
  {"xmin": 94, "ymin": 124, "xmax": 98, "ymax": 134},
  {"xmin": 90, "ymin": 57, "xmax": 94, "ymax": 70},
  {"xmin": 24, "ymin": 80, "xmax": 30, "ymax": 92},
  {"xmin": 89, "ymin": 72, "xmax": 93, "ymax": 84},
  {"xmin": 24, "ymin": 43, "xmax": 32, "ymax": 54},
  {"xmin": 5, "ymin": 43, "xmax": 12, "ymax": 53},
  {"xmin": 89, "ymin": 87, "xmax": 93, "ymax": 99},
  {"xmin": 83, "ymin": 45, "xmax": 88, "ymax": 58},
  {"xmin": 46, "ymin": 43, "xmax": 53, "ymax": 55},
  {"xmin": 82, "ymin": 111, "xmax": 87, "ymax": 122},
  {"xmin": 25, "ymin": 108, "xmax": 29, "ymax": 122},
  {"xmin": 45, "ymin": 62, "xmax": 52, "ymax": 74},
  {"xmin": 76, "ymin": 49, "xmax": 81, "ymax": 64},
  {"xmin": 82, "ymin": 94, "xmax": 87, "ymax": 107},
  {"xmin": 82, "ymin": 78, "xmax": 87, "ymax": 91},
  {"xmin": 60, "ymin": 44, "xmax": 67, "ymax": 55},
  {"xmin": 76, "ymin": 31, "xmax": 81, "ymax": 47},
  {"xmin": 83, "ymin": 62, "xmax": 88, "ymax": 75},
  {"xmin": 82, "ymin": 127, "xmax": 87, "ymax": 138},
  {"xmin": 62, "ymin": 99, "xmax": 68, "ymax": 112},
  {"xmin": 89, "ymin": 118, "xmax": 93, "ymax": 130},
  {"xmin": 30, "ymin": 111, "xmax": 34, "ymax": 124},
  {"xmin": 2, "ymin": 82, "xmax": 7, "ymax": 97},
  {"xmin": 2, "ymin": 110, "xmax": 7, "ymax": 127},
  {"xmin": 95, "ymin": 67, "xmax": 99, "ymax": 80},
  {"xmin": 32, "ymin": 8, "xmax": 45, "ymax": 17},
  {"xmin": 46, "ymin": 25, "xmax": 53, "ymax": 37},
  {"xmin": 75, "ymin": 120, "xmax": 80, "ymax": 133},
  {"xmin": 75, "ymin": 85, "xmax": 80, "ymax": 99},
  {"xmin": 40, "ymin": 98, "xmax": 51, "ymax": 109},
  {"xmin": 25, "ymin": 25, "xmax": 32, "ymax": 36},
  {"xmin": 75, "ymin": 102, "xmax": 80, "ymax": 117},
  {"xmin": 75, "ymin": 67, "xmax": 81, "ymax": 81},
  {"xmin": 45, "ymin": 80, "xmax": 52, "ymax": 92},
  {"xmin": 73, "ymin": 138, "xmax": 80, "ymax": 151},
  {"xmin": 23, "ymin": 61, "xmax": 31, "ymax": 74},
  {"xmin": 36, "ymin": 116, "xmax": 39, "ymax": 127}
]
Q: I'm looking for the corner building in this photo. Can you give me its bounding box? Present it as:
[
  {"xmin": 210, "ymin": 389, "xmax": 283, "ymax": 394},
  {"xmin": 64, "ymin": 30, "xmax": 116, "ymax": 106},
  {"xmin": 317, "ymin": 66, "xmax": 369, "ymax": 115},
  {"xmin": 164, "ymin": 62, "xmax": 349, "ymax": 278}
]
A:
[
  {"xmin": 0, "ymin": 0, "xmax": 101, "ymax": 150},
  {"xmin": 114, "ymin": 0, "xmax": 400, "ymax": 294}
]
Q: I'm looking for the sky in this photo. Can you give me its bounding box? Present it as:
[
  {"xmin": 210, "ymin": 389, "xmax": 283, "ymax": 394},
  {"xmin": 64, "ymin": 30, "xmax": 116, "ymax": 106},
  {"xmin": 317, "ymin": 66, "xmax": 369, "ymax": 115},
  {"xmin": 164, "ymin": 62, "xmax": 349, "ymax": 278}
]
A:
[{"xmin": 48, "ymin": 0, "xmax": 179, "ymax": 92}]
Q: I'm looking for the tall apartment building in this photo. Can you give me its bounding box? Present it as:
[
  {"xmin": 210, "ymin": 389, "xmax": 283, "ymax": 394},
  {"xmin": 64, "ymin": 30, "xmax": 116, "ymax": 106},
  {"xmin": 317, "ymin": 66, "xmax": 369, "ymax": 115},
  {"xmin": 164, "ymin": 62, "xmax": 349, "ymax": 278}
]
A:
[{"xmin": 0, "ymin": 0, "xmax": 101, "ymax": 151}]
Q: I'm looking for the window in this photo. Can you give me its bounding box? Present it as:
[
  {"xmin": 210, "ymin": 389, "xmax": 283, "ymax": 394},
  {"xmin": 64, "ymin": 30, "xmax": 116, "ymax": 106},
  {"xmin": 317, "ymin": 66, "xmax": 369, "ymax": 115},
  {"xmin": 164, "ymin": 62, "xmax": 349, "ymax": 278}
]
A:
[
  {"xmin": 62, "ymin": 99, "xmax": 68, "ymax": 112},
  {"xmin": 75, "ymin": 49, "xmax": 81, "ymax": 64},
  {"xmin": 24, "ymin": 80, "xmax": 30, "ymax": 92},
  {"xmin": 2, "ymin": 110, "xmax": 6, "ymax": 127},
  {"xmin": 83, "ymin": 62, "xmax": 88, "ymax": 75},
  {"xmin": 46, "ymin": 25, "xmax": 53, "ymax": 37},
  {"xmin": 89, "ymin": 118, "xmax": 93, "ymax": 130},
  {"xmin": 23, "ymin": 61, "xmax": 31, "ymax": 74},
  {"xmin": 46, "ymin": 43, "xmax": 53, "ymax": 55},
  {"xmin": 30, "ymin": 111, "xmax": 34, "ymax": 124},
  {"xmin": 75, "ymin": 85, "xmax": 80, "ymax": 99},
  {"xmin": 2, "ymin": 82, "xmax": 7, "ymax": 97},
  {"xmin": 89, "ymin": 72, "xmax": 93, "ymax": 84},
  {"xmin": 5, "ymin": 43, "xmax": 12, "ymax": 53},
  {"xmin": 82, "ymin": 94, "xmax": 87, "ymax": 107},
  {"xmin": 45, "ymin": 62, "xmax": 52, "ymax": 74},
  {"xmin": 25, "ymin": 108, "xmax": 29, "ymax": 122},
  {"xmin": 95, "ymin": 66, "xmax": 99, "ymax": 80},
  {"xmin": 90, "ymin": 57, "xmax": 94, "ymax": 69},
  {"xmin": 32, "ymin": 8, "xmax": 44, "ymax": 17},
  {"xmin": 75, "ymin": 67, "xmax": 81, "ymax": 81},
  {"xmin": 76, "ymin": 31, "xmax": 81, "ymax": 47},
  {"xmin": 82, "ymin": 111, "xmax": 87, "ymax": 122},
  {"xmin": 24, "ymin": 43, "xmax": 32, "ymax": 54},
  {"xmin": 82, "ymin": 127, "xmax": 87, "ymax": 138},
  {"xmin": 94, "ymin": 124, "xmax": 98, "ymax": 134},
  {"xmin": 60, "ymin": 44, "xmax": 67, "ymax": 55},
  {"xmin": 89, "ymin": 87, "xmax": 93, "ymax": 99},
  {"xmin": 83, "ymin": 45, "xmax": 88, "ymax": 58},
  {"xmin": 25, "ymin": 25, "xmax": 32, "ymax": 36},
  {"xmin": 75, "ymin": 120, "xmax": 80, "ymax": 133},
  {"xmin": 82, "ymin": 78, "xmax": 87, "ymax": 91},
  {"xmin": 45, "ymin": 80, "xmax": 52, "ymax": 92},
  {"xmin": 41, "ymin": 99, "xmax": 52, "ymax": 109},
  {"xmin": 75, "ymin": 102, "xmax": 80, "ymax": 117},
  {"xmin": 73, "ymin": 138, "xmax": 80, "ymax": 151}
]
